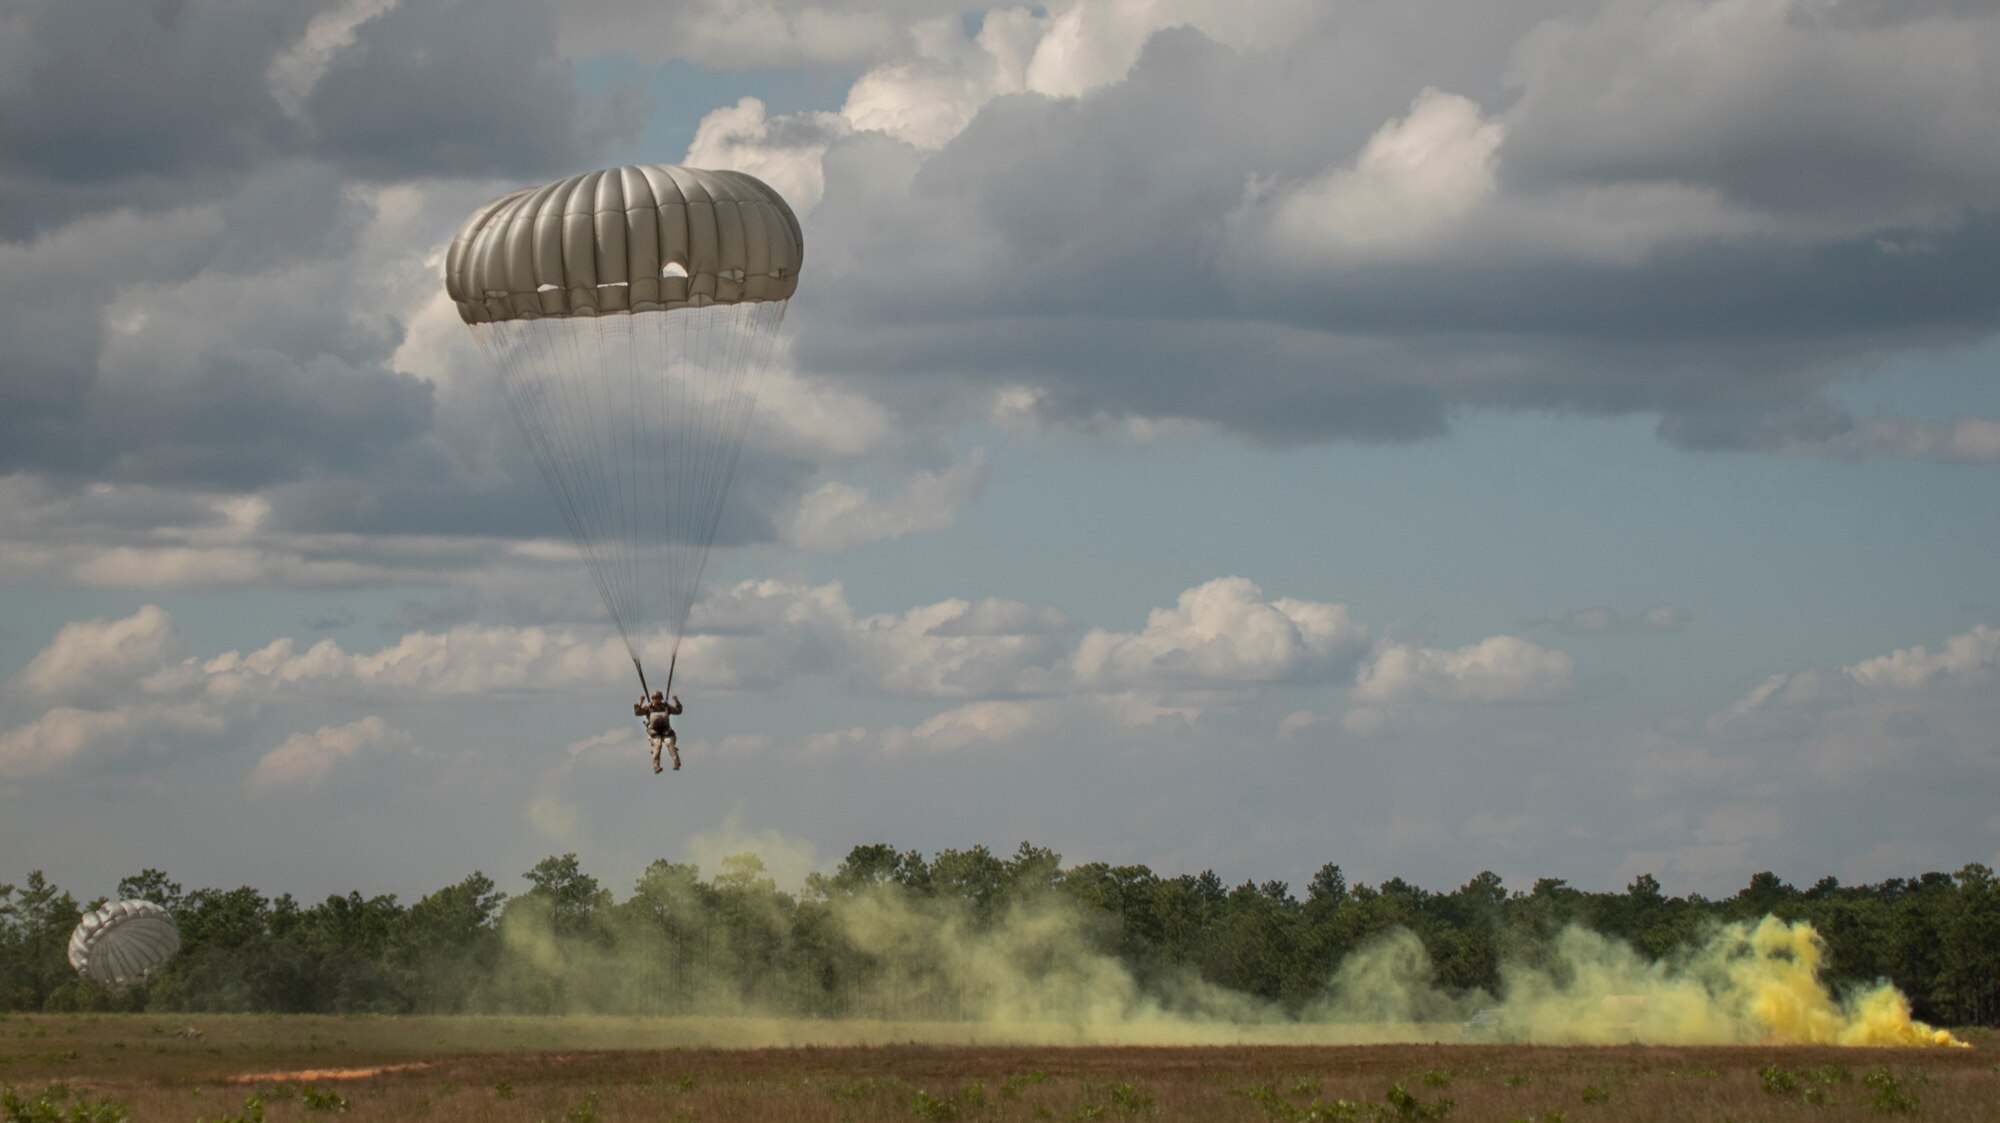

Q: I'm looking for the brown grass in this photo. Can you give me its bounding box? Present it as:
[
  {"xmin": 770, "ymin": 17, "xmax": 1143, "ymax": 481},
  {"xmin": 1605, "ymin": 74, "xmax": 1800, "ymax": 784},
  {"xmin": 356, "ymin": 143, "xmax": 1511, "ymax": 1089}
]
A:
[{"xmin": 0, "ymin": 1014, "xmax": 1991, "ymax": 1121}]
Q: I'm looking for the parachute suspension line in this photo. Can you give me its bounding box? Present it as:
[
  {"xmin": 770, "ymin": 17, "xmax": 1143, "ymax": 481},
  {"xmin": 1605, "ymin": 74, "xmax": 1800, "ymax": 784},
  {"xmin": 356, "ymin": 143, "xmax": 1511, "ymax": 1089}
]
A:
[
  {"xmin": 686, "ymin": 300, "xmax": 739, "ymax": 647},
  {"xmin": 598, "ymin": 312, "xmax": 641, "ymax": 660},
  {"xmin": 528, "ymin": 316, "xmax": 635, "ymax": 657},
  {"xmin": 677, "ymin": 299, "xmax": 725, "ymax": 655},
  {"xmin": 620, "ymin": 312, "xmax": 645, "ymax": 672},
  {"xmin": 682, "ymin": 301, "xmax": 787, "ymax": 656},
  {"xmin": 478, "ymin": 326, "xmax": 629, "ymax": 656},
  {"xmin": 669, "ymin": 300, "xmax": 784, "ymax": 659},
  {"xmin": 562, "ymin": 313, "xmax": 632, "ymax": 648},
  {"xmin": 484, "ymin": 304, "xmax": 790, "ymax": 671}
]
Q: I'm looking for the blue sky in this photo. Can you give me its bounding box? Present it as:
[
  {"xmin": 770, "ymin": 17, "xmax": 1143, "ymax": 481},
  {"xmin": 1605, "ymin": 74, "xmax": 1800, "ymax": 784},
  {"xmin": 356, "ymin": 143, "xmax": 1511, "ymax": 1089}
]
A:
[{"xmin": 3, "ymin": 0, "xmax": 1998, "ymax": 907}]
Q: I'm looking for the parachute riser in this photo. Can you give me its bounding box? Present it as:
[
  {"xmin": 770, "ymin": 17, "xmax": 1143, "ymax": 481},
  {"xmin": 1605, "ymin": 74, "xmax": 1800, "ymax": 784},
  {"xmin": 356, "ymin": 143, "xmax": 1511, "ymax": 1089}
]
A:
[{"xmin": 635, "ymin": 651, "xmax": 678, "ymax": 698}]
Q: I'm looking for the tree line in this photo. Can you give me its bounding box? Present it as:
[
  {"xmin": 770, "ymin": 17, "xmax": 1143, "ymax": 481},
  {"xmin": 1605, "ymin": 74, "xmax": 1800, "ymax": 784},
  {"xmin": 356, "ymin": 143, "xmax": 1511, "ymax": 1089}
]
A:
[{"xmin": 3, "ymin": 844, "xmax": 1997, "ymax": 1026}]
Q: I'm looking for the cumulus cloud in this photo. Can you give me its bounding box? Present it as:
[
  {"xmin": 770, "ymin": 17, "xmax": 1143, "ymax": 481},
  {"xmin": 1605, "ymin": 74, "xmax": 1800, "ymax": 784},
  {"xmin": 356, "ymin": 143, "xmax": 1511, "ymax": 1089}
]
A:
[
  {"xmin": 1716, "ymin": 622, "xmax": 2000, "ymax": 726},
  {"xmin": 684, "ymin": 97, "xmax": 854, "ymax": 213},
  {"xmin": 267, "ymin": 0, "xmax": 399, "ymax": 119},
  {"xmin": 1844, "ymin": 625, "xmax": 2000, "ymax": 690},
  {"xmin": 0, "ymin": 574, "xmax": 1403, "ymax": 784},
  {"xmin": 12, "ymin": 605, "xmax": 186, "ymax": 703},
  {"xmin": 1346, "ymin": 635, "xmax": 1576, "ymax": 735},
  {"xmin": 1071, "ymin": 577, "xmax": 1368, "ymax": 688},
  {"xmin": 780, "ymin": 449, "xmax": 989, "ymax": 552},
  {"xmin": 760, "ymin": 0, "xmax": 2000, "ymax": 449},
  {"xmin": 1237, "ymin": 87, "xmax": 1503, "ymax": 264},
  {"xmin": 682, "ymin": 578, "xmax": 1069, "ymax": 696},
  {"xmin": 0, "ymin": 707, "xmax": 138, "ymax": 780},
  {"xmin": 1677, "ymin": 621, "xmax": 2000, "ymax": 787},
  {"xmin": 806, "ymin": 688, "xmax": 1205, "ymax": 759},
  {"xmin": 0, "ymin": 703, "xmax": 226, "ymax": 781},
  {"xmin": 8, "ymin": 0, "xmax": 1995, "ymax": 633},
  {"xmin": 249, "ymin": 715, "xmax": 412, "ymax": 789}
]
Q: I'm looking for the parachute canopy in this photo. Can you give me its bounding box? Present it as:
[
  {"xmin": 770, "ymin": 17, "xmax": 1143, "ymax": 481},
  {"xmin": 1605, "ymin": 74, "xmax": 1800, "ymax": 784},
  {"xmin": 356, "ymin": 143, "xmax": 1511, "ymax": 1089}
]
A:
[
  {"xmin": 447, "ymin": 165, "xmax": 805, "ymax": 685},
  {"xmin": 68, "ymin": 899, "xmax": 180, "ymax": 989},
  {"xmin": 446, "ymin": 164, "xmax": 801, "ymax": 324}
]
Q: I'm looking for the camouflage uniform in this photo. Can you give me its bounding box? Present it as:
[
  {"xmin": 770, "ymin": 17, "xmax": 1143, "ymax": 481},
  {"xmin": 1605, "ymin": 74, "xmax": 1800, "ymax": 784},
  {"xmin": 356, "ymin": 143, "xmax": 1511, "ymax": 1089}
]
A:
[{"xmin": 634, "ymin": 692, "xmax": 683, "ymax": 772}]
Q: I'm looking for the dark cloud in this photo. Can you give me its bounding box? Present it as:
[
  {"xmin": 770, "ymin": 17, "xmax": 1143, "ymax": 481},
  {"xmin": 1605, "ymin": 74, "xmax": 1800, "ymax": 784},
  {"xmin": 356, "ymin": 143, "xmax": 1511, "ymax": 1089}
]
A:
[
  {"xmin": 301, "ymin": 0, "xmax": 632, "ymax": 181},
  {"xmin": 0, "ymin": 0, "xmax": 635, "ymax": 240},
  {"xmin": 1500, "ymin": 1, "xmax": 2000, "ymax": 214},
  {"xmin": 0, "ymin": 163, "xmax": 438, "ymax": 488},
  {"xmin": 0, "ymin": 0, "xmax": 650, "ymax": 509},
  {"xmin": 5, "ymin": 0, "xmax": 1998, "ymax": 574},
  {"xmin": 791, "ymin": 7, "xmax": 2000, "ymax": 448},
  {"xmin": 0, "ymin": 0, "xmax": 307, "ymax": 236}
]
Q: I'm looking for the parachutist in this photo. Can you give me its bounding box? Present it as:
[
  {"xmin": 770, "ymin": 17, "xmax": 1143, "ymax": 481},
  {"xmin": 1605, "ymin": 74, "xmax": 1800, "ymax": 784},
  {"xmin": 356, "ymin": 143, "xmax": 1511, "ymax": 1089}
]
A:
[
  {"xmin": 635, "ymin": 690, "xmax": 683, "ymax": 773},
  {"xmin": 450, "ymin": 165, "xmax": 800, "ymax": 767}
]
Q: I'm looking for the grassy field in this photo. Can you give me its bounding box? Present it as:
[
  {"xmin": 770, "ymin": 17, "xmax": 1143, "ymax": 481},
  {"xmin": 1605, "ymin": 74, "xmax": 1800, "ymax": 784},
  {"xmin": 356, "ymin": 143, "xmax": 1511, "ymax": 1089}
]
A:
[{"xmin": 0, "ymin": 1014, "xmax": 1993, "ymax": 1122}]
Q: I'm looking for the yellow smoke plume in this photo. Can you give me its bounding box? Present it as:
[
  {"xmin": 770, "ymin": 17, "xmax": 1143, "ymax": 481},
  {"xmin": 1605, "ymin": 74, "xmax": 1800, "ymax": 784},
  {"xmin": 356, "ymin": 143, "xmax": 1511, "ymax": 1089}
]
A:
[
  {"xmin": 485, "ymin": 856, "xmax": 1966, "ymax": 1049},
  {"xmin": 1487, "ymin": 916, "xmax": 1967, "ymax": 1047}
]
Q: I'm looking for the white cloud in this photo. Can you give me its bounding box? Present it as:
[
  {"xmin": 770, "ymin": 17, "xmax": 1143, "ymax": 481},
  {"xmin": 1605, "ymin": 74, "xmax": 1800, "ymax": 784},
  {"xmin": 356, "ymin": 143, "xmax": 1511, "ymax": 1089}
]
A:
[
  {"xmin": 849, "ymin": 595, "xmax": 1071, "ymax": 698},
  {"xmin": 249, "ymin": 715, "xmax": 411, "ymax": 789},
  {"xmin": 1845, "ymin": 624, "xmax": 2000, "ymax": 690},
  {"xmin": 780, "ymin": 449, "xmax": 989, "ymax": 552},
  {"xmin": 1764, "ymin": 415, "xmax": 2000, "ymax": 463},
  {"xmin": 1353, "ymin": 635, "xmax": 1575, "ymax": 705},
  {"xmin": 1346, "ymin": 634, "xmax": 1576, "ymax": 735},
  {"xmin": 804, "ymin": 688, "xmax": 1201, "ymax": 759},
  {"xmin": 0, "ymin": 702, "xmax": 225, "ymax": 780},
  {"xmin": 1712, "ymin": 623, "xmax": 2000, "ymax": 731},
  {"xmin": 1683, "ymin": 621, "xmax": 2000, "ymax": 789},
  {"xmin": 267, "ymin": 0, "xmax": 399, "ymax": 118},
  {"xmin": 1071, "ymin": 577, "xmax": 1368, "ymax": 688},
  {"xmin": 684, "ymin": 97, "xmax": 853, "ymax": 214},
  {"xmin": 842, "ymin": 12, "xmax": 1041, "ymax": 149},
  {"xmin": 0, "ymin": 707, "xmax": 136, "ymax": 779},
  {"xmin": 745, "ymin": 363, "xmax": 903, "ymax": 462},
  {"xmin": 1021, "ymin": 0, "xmax": 1319, "ymax": 99},
  {"xmin": 13, "ymin": 605, "xmax": 185, "ymax": 703},
  {"xmin": 1240, "ymin": 87, "xmax": 1502, "ymax": 264}
]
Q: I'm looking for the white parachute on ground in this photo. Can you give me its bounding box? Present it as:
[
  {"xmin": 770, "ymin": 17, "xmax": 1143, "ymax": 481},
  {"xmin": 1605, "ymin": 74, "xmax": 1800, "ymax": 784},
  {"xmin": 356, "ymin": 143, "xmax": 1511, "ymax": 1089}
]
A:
[
  {"xmin": 447, "ymin": 164, "xmax": 804, "ymax": 693},
  {"xmin": 68, "ymin": 899, "xmax": 180, "ymax": 989}
]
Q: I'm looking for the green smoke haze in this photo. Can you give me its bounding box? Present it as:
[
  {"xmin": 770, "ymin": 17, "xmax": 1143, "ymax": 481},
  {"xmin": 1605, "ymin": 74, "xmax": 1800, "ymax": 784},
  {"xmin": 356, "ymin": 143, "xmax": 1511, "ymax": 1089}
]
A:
[{"xmin": 5, "ymin": 844, "xmax": 1993, "ymax": 1044}]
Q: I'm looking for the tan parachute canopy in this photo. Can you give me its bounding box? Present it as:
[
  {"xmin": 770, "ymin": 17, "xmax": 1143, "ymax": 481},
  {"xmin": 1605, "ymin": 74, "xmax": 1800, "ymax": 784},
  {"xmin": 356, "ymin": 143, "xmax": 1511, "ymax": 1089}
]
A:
[
  {"xmin": 446, "ymin": 164, "xmax": 802, "ymax": 324},
  {"xmin": 447, "ymin": 165, "xmax": 805, "ymax": 694},
  {"xmin": 69, "ymin": 899, "xmax": 180, "ymax": 989}
]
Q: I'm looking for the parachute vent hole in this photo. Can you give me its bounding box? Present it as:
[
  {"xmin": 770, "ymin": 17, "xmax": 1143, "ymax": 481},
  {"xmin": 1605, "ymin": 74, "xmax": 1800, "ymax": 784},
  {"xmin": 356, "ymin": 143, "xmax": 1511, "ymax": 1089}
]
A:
[{"xmin": 662, "ymin": 261, "xmax": 689, "ymax": 279}]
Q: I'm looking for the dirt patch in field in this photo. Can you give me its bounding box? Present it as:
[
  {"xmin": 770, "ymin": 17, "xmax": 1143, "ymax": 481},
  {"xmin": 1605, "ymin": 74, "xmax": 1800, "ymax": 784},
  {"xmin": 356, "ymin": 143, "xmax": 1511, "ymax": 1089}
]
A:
[{"xmin": 225, "ymin": 1062, "xmax": 431, "ymax": 1083}]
